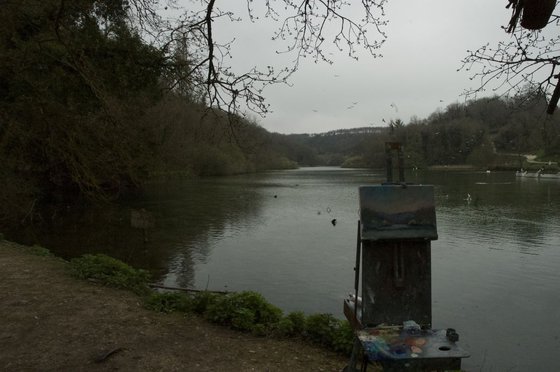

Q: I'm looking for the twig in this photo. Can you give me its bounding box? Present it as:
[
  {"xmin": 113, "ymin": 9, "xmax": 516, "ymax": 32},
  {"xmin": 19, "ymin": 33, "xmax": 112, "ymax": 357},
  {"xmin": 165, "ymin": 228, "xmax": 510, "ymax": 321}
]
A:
[
  {"xmin": 148, "ymin": 283, "xmax": 229, "ymax": 294},
  {"xmin": 93, "ymin": 347, "xmax": 125, "ymax": 363},
  {"xmin": 21, "ymin": 199, "xmax": 37, "ymax": 225}
]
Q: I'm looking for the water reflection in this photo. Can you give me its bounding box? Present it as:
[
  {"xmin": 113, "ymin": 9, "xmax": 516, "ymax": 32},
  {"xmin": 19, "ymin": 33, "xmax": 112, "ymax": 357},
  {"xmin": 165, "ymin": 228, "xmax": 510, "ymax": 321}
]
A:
[{"xmin": 6, "ymin": 176, "xmax": 267, "ymax": 290}]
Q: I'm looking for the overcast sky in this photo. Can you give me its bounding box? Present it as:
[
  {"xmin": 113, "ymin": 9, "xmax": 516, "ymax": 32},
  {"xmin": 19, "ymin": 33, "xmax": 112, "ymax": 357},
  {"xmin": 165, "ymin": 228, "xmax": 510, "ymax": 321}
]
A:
[{"xmin": 175, "ymin": 1, "xmax": 518, "ymax": 134}]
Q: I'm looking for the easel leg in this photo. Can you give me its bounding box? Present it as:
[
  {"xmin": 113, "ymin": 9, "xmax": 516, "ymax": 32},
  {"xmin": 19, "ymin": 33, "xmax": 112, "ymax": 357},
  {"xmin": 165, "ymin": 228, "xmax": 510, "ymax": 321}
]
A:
[{"xmin": 343, "ymin": 336, "xmax": 363, "ymax": 372}]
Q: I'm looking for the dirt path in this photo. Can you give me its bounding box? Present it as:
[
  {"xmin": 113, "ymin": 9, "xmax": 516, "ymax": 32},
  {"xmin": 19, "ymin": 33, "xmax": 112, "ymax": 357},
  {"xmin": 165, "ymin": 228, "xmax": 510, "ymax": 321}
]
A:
[{"xmin": 0, "ymin": 240, "xmax": 346, "ymax": 371}]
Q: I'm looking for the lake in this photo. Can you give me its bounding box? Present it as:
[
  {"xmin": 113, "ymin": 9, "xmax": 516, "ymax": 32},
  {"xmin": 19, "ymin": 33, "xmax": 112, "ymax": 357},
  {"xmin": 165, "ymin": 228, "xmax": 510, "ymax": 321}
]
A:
[{"xmin": 9, "ymin": 167, "xmax": 560, "ymax": 371}]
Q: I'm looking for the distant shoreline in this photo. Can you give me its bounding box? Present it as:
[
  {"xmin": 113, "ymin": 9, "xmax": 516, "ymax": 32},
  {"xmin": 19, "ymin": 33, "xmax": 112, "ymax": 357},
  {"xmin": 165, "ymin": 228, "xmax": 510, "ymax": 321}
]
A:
[{"xmin": 427, "ymin": 165, "xmax": 477, "ymax": 171}]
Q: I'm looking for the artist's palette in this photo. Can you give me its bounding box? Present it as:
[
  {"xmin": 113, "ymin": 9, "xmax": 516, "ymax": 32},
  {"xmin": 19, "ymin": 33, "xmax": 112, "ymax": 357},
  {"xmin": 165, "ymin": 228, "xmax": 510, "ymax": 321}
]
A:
[{"xmin": 357, "ymin": 326, "xmax": 469, "ymax": 362}]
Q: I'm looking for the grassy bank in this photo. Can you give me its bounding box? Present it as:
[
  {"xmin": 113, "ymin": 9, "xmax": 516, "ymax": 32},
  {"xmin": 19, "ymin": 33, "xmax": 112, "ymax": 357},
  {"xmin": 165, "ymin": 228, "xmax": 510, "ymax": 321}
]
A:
[
  {"xmin": 1, "ymin": 239, "xmax": 353, "ymax": 357},
  {"xmin": 0, "ymin": 239, "xmax": 347, "ymax": 371},
  {"xmin": 68, "ymin": 253, "xmax": 354, "ymax": 355}
]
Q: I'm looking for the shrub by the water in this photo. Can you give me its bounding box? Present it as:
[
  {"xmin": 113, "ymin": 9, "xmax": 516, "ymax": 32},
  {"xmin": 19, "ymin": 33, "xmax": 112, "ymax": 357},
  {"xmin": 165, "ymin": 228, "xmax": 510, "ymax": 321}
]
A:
[
  {"xmin": 204, "ymin": 291, "xmax": 283, "ymax": 333},
  {"xmin": 191, "ymin": 291, "xmax": 220, "ymax": 314},
  {"xmin": 286, "ymin": 311, "xmax": 306, "ymax": 334},
  {"xmin": 304, "ymin": 313, "xmax": 354, "ymax": 354},
  {"xmin": 27, "ymin": 245, "xmax": 53, "ymax": 257},
  {"xmin": 278, "ymin": 311, "xmax": 307, "ymax": 337},
  {"xmin": 69, "ymin": 254, "xmax": 150, "ymax": 294},
  {"xmin": 305, "ymin": 313, "xmax": 340, "ymax": 345},
  {"xmin": 330, "ymin": 320, "xmax": 354, "ymax": 355},
  {"xmin": 277, "ymin": 317, "xmax": 296, "ymax": 336},
  {"xmin": 144, "ymin": 292, "xmax": 193, "ymax": 313}
]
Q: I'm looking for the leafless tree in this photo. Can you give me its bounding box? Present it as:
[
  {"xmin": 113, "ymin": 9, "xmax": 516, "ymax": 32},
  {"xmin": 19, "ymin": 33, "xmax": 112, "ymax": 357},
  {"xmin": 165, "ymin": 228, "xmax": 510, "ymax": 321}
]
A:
[
  {"xmin": 461, "ymin": 1, "xmax": 560, "ymax": 114},
  {"xmin": 128, "ymin": 0, "xmax": 388, "ymax": 117}
]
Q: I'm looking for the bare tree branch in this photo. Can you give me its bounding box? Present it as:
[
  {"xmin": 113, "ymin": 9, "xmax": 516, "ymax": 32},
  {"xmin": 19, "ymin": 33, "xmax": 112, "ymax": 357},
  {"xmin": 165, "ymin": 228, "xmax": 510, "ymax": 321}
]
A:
[
  {"xmin": 461, "ymin": 6, "xmax": 560, "ymax": 112},
  {"xmin": 127, "ymin": 0, "xmax": 388, "ymax": 119}
]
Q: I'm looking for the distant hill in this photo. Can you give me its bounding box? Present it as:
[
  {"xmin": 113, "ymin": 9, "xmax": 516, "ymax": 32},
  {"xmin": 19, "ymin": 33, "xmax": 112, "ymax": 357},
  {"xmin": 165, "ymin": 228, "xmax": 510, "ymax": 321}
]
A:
[
  {"xmin": 307, "ymin": 126, "xmax": 387, "ymax": 137},
  {"xmin": 278, "ymin": 127, "xmax": 387, "ymax": 166},
  {"xmin": 267, "ymin": 92, "xmax": 560, "ymax": 169}
]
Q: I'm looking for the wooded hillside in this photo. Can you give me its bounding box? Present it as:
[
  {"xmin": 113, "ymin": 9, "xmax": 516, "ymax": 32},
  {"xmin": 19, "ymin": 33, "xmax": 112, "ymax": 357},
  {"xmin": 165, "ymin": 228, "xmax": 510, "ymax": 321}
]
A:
[
  {"xmin": 0, "ymin": 0, "xmax": 296, "ymax": 224},
  {"xmin": 285, "ymin": 93, "xmax": 560, "ymax": 170}
]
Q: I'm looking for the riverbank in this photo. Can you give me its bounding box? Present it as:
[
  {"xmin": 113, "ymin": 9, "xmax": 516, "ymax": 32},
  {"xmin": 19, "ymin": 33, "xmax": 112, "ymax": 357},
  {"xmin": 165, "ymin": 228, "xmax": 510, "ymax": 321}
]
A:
[{"xmin": 0, "ymin": 240, "xmax": 346, "ymax": 371}]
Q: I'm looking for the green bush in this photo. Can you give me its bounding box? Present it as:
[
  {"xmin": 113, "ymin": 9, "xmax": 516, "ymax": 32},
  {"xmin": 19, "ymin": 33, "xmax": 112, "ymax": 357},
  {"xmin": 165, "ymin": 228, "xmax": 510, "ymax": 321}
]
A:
[
  {"xmin": 287, "ymin": 311, "xmax": 306, "ymax": 334},
  {"xmin": 144, "ymin": 292, "xmax": 193, "ymax": 313},
  {"xmin": 331, "ymin": 320, "xmax": 354, "ymax": 354},
  {"xmin": 277, "ymin": 317, "xmax": 296, "ymax": 336},
  {"xmin": 251, "ymin": 323, "xmax": 268, "ymax": 337},
  {"xmin": 230, "ymin": 307, "xmax": 256, "ymax": 331},
  {"xmin": 278, "ymin": 311, "xmax": 307, "ymax": 337},
  {"xmin": 204, "ymin": 291, "xmax": 283, "ymax": 332},
  {"xmin": 191, "ymin": 291, "xmax": 220, "ymax": 314},
  {"xmin": 304, "ymin": 314, "xmax": 354, "ymax": 354},
  {"xmin": 27, "ymin": 245, "xmax": 53, "ymax": 257},
  {"xmin": 69, "ymin": 254, "xmax": 150, "ymax": 294},
  {"xmin": 305, "ymin": 313, "xmax": 339, "ymax": 345}
]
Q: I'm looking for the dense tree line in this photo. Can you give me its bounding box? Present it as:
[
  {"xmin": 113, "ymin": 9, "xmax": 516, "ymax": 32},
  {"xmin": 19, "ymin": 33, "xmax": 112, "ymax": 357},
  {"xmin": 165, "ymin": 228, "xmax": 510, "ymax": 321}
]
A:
[
  {"xmin": 279, "ymin": 93, "xmax": 560, "ymax": 170},
  {"xmin": 381, "ymin": 93, "xmax": 560, "ymax": 169},
  {"xmin": 1, "ymin": 0, "xmax": 159, "ymax": 221},
  {"xmin": 0, "ymin": 0, "xmax": 298, "ymax": 224}
]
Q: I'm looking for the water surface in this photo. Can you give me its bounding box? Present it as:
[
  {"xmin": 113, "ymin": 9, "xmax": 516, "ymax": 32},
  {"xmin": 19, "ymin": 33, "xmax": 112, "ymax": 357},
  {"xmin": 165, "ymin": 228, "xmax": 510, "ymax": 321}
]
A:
[{"xmin": 9, "ymin": 167, "xmax": 560, "ymax": 371}]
